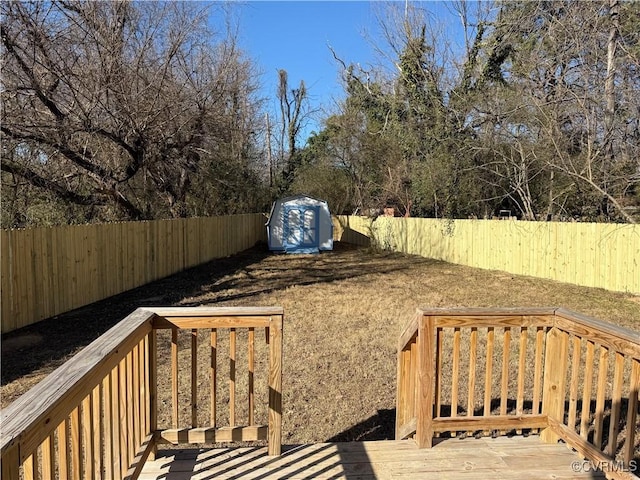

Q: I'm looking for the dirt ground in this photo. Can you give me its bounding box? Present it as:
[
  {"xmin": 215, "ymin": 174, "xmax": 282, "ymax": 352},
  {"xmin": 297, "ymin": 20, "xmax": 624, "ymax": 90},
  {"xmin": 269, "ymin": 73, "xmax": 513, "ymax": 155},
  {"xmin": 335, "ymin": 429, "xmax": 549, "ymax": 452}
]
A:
[{"xmin": 2, "ymin": 241, "xmax": 639, "ymax": 446}]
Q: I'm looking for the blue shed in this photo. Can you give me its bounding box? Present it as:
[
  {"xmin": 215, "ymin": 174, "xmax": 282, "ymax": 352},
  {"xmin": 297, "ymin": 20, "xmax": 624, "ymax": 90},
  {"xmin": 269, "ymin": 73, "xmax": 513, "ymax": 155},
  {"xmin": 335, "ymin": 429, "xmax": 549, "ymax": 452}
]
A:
[{"xmin": 266, "ymin": 195, "xmax": 333, "ymax": 253}]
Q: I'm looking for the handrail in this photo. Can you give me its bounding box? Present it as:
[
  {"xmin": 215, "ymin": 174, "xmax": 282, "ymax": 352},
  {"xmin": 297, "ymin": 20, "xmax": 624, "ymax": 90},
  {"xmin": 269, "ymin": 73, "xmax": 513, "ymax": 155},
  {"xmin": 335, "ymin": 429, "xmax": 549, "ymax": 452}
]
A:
[
  {"xmin": 396, "ymin": 307, "xmax": 639, "ymax": 480},
  {"xmin": 554, "ymin": 307, "xmax": 640, "ymax": 358},
  {"xmin": 0, "ymin": 306, "xmax": 284, "ymax": 480},
  {"xmin": 1, "ymin": 308, "xmax": 156, "ymax": 479}
]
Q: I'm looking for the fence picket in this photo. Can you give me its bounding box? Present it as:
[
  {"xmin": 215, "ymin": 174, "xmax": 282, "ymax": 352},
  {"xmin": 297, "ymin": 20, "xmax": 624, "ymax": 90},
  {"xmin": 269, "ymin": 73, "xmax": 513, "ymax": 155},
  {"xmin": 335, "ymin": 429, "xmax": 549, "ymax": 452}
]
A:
[
  {"xmin": 334, "ymin": 216, "xmax": 640, "ymax": 295},
  {"xmin": 1, "ymin": 215, "xmax": 267, "ymax": 333}
]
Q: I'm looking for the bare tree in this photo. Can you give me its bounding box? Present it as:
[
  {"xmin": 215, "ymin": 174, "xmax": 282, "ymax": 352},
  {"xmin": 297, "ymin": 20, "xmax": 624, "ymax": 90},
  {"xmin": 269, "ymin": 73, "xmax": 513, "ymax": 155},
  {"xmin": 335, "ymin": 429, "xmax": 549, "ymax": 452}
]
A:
[
  {"xmin": 1, "ymin": 1, "xmax": 264, "ymax": 225},
  {"xmin": 471, "ymin": 0, "xmax": 639, "ymax": 222},
  {"xmin": 274, "ymin": 69, "xmax": 310, "ymax": 194}
]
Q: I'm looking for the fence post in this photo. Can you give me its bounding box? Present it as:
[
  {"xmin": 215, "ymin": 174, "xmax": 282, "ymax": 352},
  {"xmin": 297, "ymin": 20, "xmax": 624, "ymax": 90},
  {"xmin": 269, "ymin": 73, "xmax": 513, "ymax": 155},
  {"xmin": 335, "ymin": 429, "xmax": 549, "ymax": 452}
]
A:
[
  {"xmin": 416, "ymin": 314, "xmax": 436, "ymax": 448},
  {"xmin": 268, "ymin": 314, "xmax": 283, "ymax": 456},
  {"xmin": 540, "ymin": 326, "xmax": 569, "ymax": 443}
]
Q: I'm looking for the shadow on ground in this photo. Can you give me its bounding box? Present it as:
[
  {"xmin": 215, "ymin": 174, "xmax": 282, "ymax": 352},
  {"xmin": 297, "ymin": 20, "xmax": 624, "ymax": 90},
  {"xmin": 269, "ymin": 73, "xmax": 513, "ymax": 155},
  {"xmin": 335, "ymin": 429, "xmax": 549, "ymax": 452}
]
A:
[
  {"xmin": 326, "ymin": 409, "xmax": 396, "ymax": 442},
  {"xmin": 175, "ymin": 241, "xmax": 429, "ymax": 306},
  {"xmin": 1, "ymin": 242, "xmax": 432, "ymax": 389}
]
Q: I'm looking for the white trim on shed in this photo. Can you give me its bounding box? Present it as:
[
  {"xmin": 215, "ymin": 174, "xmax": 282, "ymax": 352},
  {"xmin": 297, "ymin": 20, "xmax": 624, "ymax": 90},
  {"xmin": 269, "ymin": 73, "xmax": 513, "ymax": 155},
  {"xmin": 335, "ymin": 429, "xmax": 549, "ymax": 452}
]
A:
[{"xmin": 266, "ymin": 195, "xmax": 333, "ymax": 253}]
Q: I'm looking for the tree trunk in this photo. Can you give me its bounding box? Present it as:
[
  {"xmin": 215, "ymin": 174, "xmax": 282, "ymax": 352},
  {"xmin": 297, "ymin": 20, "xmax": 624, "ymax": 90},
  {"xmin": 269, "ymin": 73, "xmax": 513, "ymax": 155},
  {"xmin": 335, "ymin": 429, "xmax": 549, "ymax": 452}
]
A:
[{"xmin": 603, "ymin": 0, "xmax": 620, "ymax": 217}]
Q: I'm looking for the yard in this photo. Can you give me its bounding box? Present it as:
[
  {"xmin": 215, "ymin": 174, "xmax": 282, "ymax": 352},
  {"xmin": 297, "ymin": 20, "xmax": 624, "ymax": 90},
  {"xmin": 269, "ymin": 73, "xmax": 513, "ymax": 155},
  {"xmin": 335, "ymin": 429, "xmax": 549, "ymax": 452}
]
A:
[{"xmin": 2, "ymin": 241, "xmax": 639, "ymax": 446}]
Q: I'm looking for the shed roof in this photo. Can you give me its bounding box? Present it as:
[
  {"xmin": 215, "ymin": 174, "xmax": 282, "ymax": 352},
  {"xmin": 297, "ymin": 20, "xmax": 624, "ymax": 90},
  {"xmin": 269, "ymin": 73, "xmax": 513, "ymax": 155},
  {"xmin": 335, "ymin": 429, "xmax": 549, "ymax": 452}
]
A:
[{"xmin": 265, "ymin": 194, "xmax": 329, "ymax": 225}]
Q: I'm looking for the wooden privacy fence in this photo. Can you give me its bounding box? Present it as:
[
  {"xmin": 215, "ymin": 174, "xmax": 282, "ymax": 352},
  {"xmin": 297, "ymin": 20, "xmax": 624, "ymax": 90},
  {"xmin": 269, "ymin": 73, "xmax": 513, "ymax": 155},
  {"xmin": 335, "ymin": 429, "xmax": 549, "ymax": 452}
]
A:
[
  {"xmin": 1, "ymin": 214, "xmax": 267, "ymax": 333},
  {"xmin": 0, "ymin": 306, "xmax": 284, "ymax": 479},
  {"xmin": 333, "ymin": 216, "xmax": 640, "ymax": 294},
  {"xmin": 396, "ymin": 307, "xmax": 640, "ymax": 480}
]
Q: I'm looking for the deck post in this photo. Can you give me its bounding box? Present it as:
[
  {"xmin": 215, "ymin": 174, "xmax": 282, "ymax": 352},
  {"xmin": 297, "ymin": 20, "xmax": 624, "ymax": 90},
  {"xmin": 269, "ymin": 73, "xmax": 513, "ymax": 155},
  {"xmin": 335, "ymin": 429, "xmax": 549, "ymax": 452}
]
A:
[
  {"xmin": 268, "ymin": 314, "xmax": 283, "ymax": 456},
  {"xmin": 540, "ymin": 326, "xmax": 568, "ymax": 443},
  {"xmin": 416, "ymin": 314, "xmax": 436, "ymax": 448},
  {"xmin": 395, "ymin": 312, "xmax": 420, "ymax": 441}
]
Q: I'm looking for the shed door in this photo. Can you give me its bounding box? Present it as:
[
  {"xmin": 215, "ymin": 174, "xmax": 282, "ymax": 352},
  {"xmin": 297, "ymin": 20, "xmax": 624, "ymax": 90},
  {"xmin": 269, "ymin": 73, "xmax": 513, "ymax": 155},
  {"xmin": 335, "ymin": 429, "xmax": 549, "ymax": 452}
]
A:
[{"xmin": 284, "ymin": 205, "xmax": 319, "ymax": 252}]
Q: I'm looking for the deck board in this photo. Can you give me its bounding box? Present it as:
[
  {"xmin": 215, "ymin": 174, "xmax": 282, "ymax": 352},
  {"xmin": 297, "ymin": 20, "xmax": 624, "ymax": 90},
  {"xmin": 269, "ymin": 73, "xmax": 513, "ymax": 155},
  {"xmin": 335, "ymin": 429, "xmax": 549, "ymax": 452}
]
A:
[{"xmin": 139, "ymin": 435, "xmax": 606, "ymax": 479}]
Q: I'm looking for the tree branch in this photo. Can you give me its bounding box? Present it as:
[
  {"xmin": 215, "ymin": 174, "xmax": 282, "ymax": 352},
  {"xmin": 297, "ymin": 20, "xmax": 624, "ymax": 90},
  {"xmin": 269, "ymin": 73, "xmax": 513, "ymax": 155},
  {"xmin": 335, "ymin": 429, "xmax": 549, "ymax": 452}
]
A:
[{"xmin": 0, "ymin": 160, "xmax": 107, "ymax": 207}]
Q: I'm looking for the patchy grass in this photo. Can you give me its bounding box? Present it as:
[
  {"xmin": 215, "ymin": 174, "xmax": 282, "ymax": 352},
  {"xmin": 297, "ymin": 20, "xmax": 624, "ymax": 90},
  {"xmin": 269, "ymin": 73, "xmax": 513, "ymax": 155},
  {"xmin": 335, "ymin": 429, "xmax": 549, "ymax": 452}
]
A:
[{"xmin": 2, "ymin": 242, "xmax": 639, "ymax": 446}]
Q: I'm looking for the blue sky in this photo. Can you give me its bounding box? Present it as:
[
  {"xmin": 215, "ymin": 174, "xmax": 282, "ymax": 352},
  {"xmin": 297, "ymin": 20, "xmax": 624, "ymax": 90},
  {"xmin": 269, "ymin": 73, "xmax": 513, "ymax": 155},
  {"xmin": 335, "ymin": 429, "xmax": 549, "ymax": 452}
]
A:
[{"xmin": 231, "ymin": 1, "xmax": 468, "ymax": 136}]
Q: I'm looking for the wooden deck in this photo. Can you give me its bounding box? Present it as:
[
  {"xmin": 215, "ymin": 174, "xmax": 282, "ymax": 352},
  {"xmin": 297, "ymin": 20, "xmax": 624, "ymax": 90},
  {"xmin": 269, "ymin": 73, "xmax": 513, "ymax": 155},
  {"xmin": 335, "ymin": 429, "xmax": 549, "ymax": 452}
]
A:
[
  {"xmin": 139, "ymin": 435, "xmax": 606, "ymax": 479},
  {"xmin": 4, "ymin": 308, "xmax": 636, "ymax": 480}
]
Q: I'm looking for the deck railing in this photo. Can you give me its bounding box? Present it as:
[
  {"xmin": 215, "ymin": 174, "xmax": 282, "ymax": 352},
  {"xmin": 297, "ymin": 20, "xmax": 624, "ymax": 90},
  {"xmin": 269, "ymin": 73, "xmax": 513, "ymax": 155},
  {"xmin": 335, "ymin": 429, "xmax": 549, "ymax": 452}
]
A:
[
  {"xmin": 396, "ymin": 307, "xmax": 639, "ymax": 480},
  {"xmin": 0, "ymin": 306, "xmax": 284, "ymax": 479}
]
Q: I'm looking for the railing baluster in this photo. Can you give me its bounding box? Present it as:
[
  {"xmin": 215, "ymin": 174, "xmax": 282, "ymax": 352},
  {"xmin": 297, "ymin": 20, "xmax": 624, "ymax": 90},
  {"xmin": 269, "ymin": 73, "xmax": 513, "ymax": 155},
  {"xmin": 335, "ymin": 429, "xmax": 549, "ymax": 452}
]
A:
[
  {"xmin": 579, "ymin": 340, "xmax": 595, "ymax": 439},
  {"xmin": 191, "ymin": 329, "xmax": 198, "ymax": 428},
  {"xmin": 132, "ymin": 343, "xmax": 141, "ymax": 454},
  {"xmin": 81, "ymin": 394, "xmax": 92, "ymax": 479},
  {"xmin": 70, "ymin": 406, "xmax": 81, "ymax": 480},
  {"xmin": 594, "ymin": 345, "xmax": 609, "ymax": 449},
  {"xmin": 148, "ymin": 330, "xmax": 158, "ymax": 460},
  {"xmin": 408, "ymin": 341, "xmax": 417, "ymax": 424},
  {"xmin": 42, "ymin": 433, "xmax": 54, "ymax": 480},
  {"xmin": 451, "ymin": 327, "xmax": 461, "ymax": 423},
  {"xmin": 211, "ymin": 328, "xmax": 217, "ymax": 427},
  {"xmin": 483, "ymin": 327, "xmax": 494, "ymax": 435},
  {"xmin": 230, "ymin": 327, "xmax": 237, "ymax": 427},
  {"xmin": 248, "ymin": 327, "xmax": 255, "ymax": 425},
  {"xmin": 606, "ymin": 352, "xmax": 624, "ymax": 457},
  {"xmin": 395, "ymin": 347, "xmax": 406, "ymax": 433},
  {"xmin": 110, "ymin": 367, "xmax": 121, "ymax": 480},
  {"xmin": 435, "ymin": 328, "xmax": 443, "ymax": 420},
  {"xmin": 624, "ymin": 359, "xmax": 639, "ymax": 466},
  {"xmin": 56, "ymin": 421, "xmax": 68, "ymax": 480},
  {"xmin": 126, "ymin": 352, "xmax": 135, "ymax": 470},
  {"xmin": 102, "ymin": 377, "xmax": 112, "ymax": 479},
  {"xmin": 141, "ymin": 336, "xmax": 148, "ymax": 440},
  {"xmin": 396, "ymin": 345, "xmax": 411, "ymax": 431},
  {"xmin": 118, "ymin": 359, "xmax": 128, "ymax": 477},
  {"xmin": 567, "ymin": 335, "xmax": 581, "ymax": 430},
  {"xmin": 23, "ymin": 453, "xmax": 36, "ymax": 480},
  {"xmin": 171, "ymin": 327, "xmax": 178, "ymax": 429},
  {"xmin": 516, "ymin": 326, "xmax": 527, "ymax": 434},
  {"xmin": 467, "ymin": 327, "xmax": 477, "ymax": 419},
  {"xmin": 500, "ymin": 327, "xmax": 511, "ymax": 435},
  {"xmin": 92, "ymin": 384, "xmax": 101, "ymax": 479},
  {"xmin": 118, "ymin": 357, "xmax": 130, "ymax": 477},
  {"xmin": 531, "ymin": 326, "xmax": 545, "ymax": 433}
]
